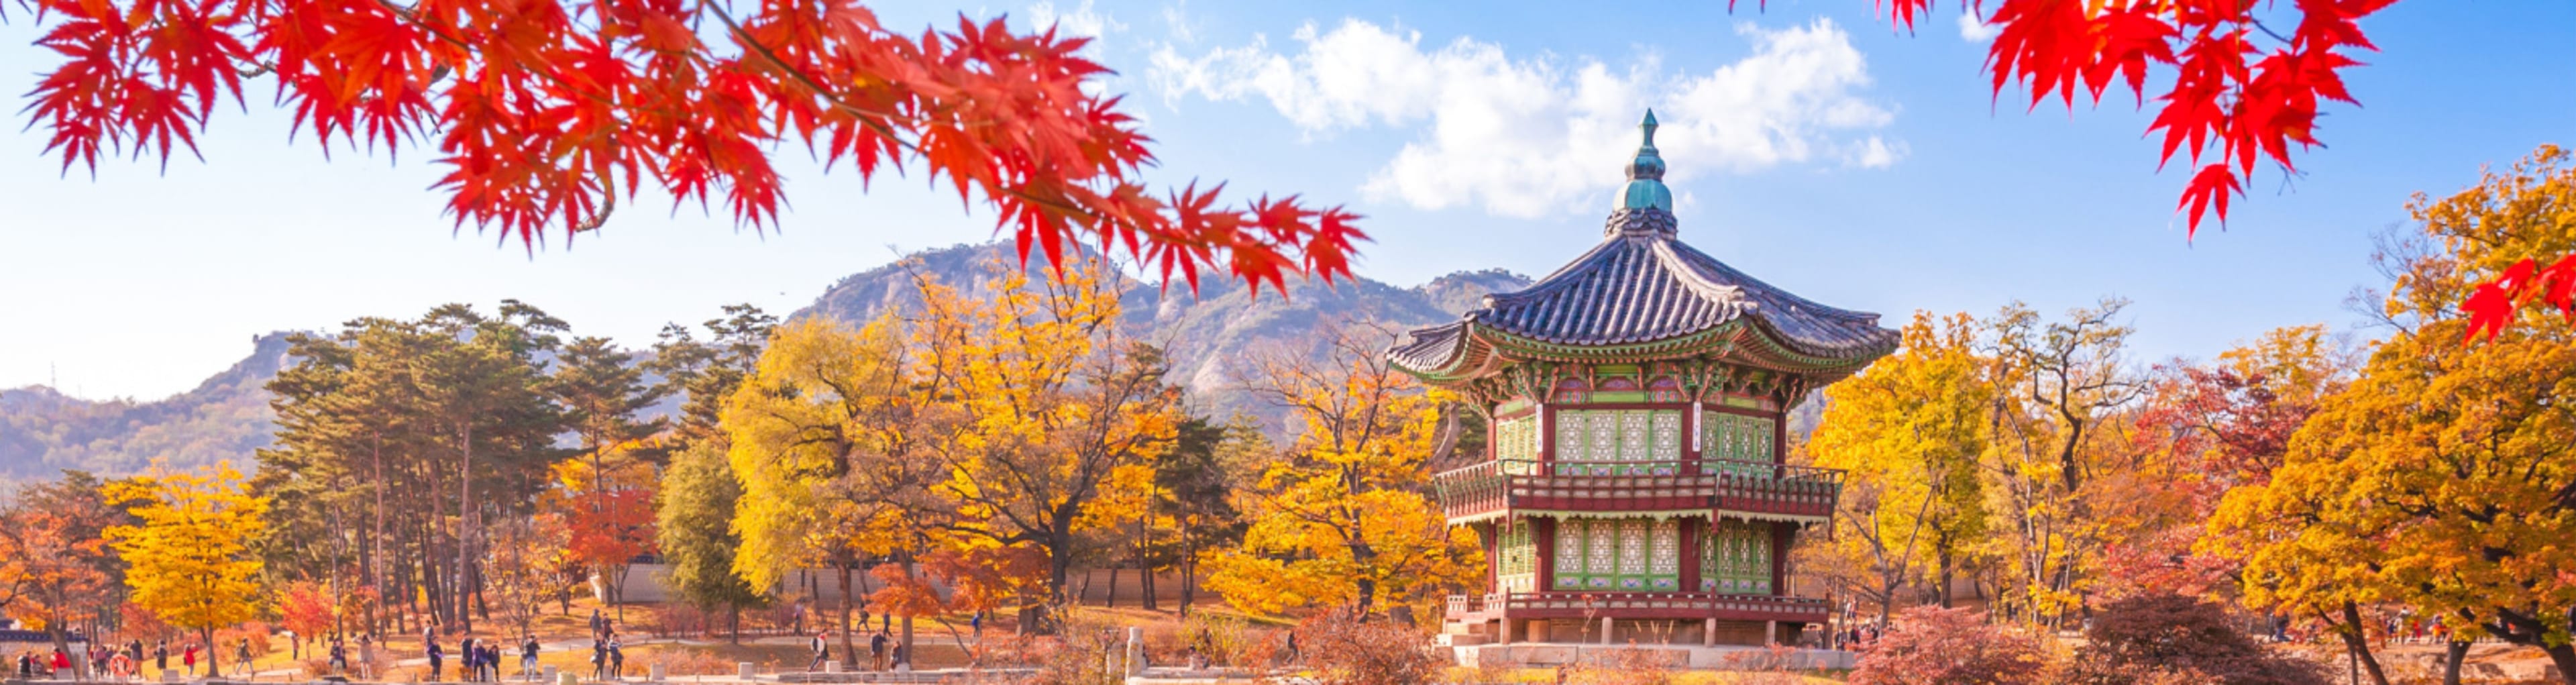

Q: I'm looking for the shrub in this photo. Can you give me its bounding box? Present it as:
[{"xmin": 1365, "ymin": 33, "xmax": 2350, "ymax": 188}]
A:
[
  {"xmin": 2067, "ymin": 593, "xmax": 2328, "ymax": 685},
  {"xmin": 1292, "ymin": 611, "xmax": 1447, "ymax": 685},
  {"xmin": 1177, "ymin": 611, "xmax": 1261, "ymax": 668},
  {"xmin": 1848, "ymin": 606, "xmax": 2054, "ymax": 685}
]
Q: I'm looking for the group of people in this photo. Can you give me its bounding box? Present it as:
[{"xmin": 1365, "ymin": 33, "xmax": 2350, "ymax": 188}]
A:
[
  {"xmin": 804, "ymin": 627, "xmax": 904, "ymax": 673},
  {"xmin": 12, "ymin": 639, "xmax": 221, "ymax": 681},
  {"xmin": 321, "ymin": 634, "xmax": 380, "ymax": 679},
  {"xmin": 425, "ymin": 631, "xmax": 542, "ymax": 682}
]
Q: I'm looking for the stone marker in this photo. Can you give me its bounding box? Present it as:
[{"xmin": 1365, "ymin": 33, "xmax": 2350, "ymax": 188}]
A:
[
  {"xmin": 648, "ymin": 664, "xmax": 667, "ymax": 681},
  {"xmin": 821, "ymin": 661, "xmax": 840, "ymax": 674},
  {"xmin": 557, "ymin": 670, "xmax": 578, "ymax": 685},
  {"xmin": 1125, "ymin": 626, "xmax": 1144, "ymax": 676},
  {"xmin": 738, "ymin": 662, "xmax": 756, "ymax": 681}
]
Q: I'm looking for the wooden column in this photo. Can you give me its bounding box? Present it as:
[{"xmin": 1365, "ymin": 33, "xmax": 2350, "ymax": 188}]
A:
[
  {"xmin": 1535, "ymin": 518, "xmax": 1557, "ymax": 592},
  {"xmin": 1483, "ymin": 521, "xmax": 1499, "ymax": 595},
  {"xmin": 1770, "ymin": 522, "xmax": 1790, "ymax": 596},
  {"xmin": 1677, "ymin": 517, "xmax": 1703, "ymax": 593}
]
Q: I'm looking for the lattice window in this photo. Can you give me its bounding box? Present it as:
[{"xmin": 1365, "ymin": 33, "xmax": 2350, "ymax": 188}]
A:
[
  {"xmin": 1702, "ymin": 520, "xmax": 1776, "ymax": 594},
  {"xmin": 1497, "ymin": 522, "xmax": 1536, "ymax": 576},
  {"xmin": 1619, "ymin": 412, "xmax": 1650, "ymax": 463},
  {"xmin": 1589, "ymin": 522, "xmax": 1617, "ymax": 576},
  {"xmin": 1588, "ymin": 413, "xmax": 1618, "ymax": 474},
  {"xmin": 1617, "ymin": 520, "xmax": 1647, "ymax": 575},
  {"xmin": 1556, "ymin": 520, "xmax": 1585, "ymax": 577},
  {"xmin": 1648, "ymin": 520, "xmax": 1678, "ymax": 575},
  {"xmin": 1651, "ymin": 412, "xmax": 1682, "ymax": 462},
  {"xmin": 1558, "ymin": 415, "xmax": 1589, "ymax": 463}
]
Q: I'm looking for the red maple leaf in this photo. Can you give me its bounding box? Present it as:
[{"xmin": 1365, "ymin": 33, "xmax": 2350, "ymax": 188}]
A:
[{"xmin": 12, "ymin": 0, "xmax": 1364, "ymax": 296}]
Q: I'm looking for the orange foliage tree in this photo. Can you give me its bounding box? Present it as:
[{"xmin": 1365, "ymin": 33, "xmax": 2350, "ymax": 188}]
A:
[
  {"xmin": 276, "ymin": 581, "xmax": 338, "ymax": 657},
  {"xmin": 546, "ymin": 454, "xmax": 657, "ymax": 619},
  {"xmin": 0, "ymin": 472, "xmax": 123, "ymax": 679}
]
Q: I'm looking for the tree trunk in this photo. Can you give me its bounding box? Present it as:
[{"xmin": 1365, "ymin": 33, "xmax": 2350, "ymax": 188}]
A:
[
  {"xmin": 837, "ymin": 564, "xmax": 857, "ymax": 670},
  {"xmin": 457, "ymin": 421, "xmax": 477, "ymax": 633},
  {"xmin": 2441, "ymin": 639, "xmax": 2469, "ymax": 685},
  {"xmin": 2330, "ymin": 602, "xmax": 2392, "ymax": 685},
  {"xmin": 729, "ymin": 604, "xmax": 742, "ymax": 645},
  {"xmin": 1178, "ymin": 539, "xmax": 1196, "ymax": 618},
  {"xmin": 49, "ymin": 625, "xmax": 81, "ymax": 681},
  {"xmin": 201, "ymin": 627, "xmax": 219, "ymax": 680}
]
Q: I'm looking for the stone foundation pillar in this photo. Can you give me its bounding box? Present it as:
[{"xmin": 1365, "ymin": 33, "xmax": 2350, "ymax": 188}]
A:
[
  {"xmin": 1765, "ymin": 620, "xmax": 1778, "ymax": 647},
  {"xmin": 1601, "ymin": 617, "xmax": 1615, "ymax": 645},
  {"xmin": 1703, "ymin": 619, "xmax": 1718, "ymax": 647}
]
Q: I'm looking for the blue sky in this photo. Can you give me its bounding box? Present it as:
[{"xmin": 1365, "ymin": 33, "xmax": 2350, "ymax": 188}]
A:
[{"xmin": 2, "ymin": 0, "xmax": 2569, "ymax": 401}]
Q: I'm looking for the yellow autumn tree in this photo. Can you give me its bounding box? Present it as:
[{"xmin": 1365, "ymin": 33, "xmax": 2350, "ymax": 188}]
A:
[
  {"xmin": 1804, "ymin": 311, "xmax": 1994, "ymax": 624},
  {"xmin": 902, "ymin": 261, "xmax": 1185, "ymax": 629},
  {"xmin": 2207, "ymin": 145, "xmax": 2576, "ymax": 685},
  {"xmin": 103, "ymin": 462, "xmax": 270, "ymax": 678},
  {"xmin": 722, "ymin": 314, "xmax": 918, "ymax": 664},
  {"xmin": 1203, "ymin": 323, "xmax": 1481, "ymax": 620}
]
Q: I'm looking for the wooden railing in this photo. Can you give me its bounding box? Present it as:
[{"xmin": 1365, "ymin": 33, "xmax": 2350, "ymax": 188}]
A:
[
  {"xmin": 1444, "ymin": 591, "xmax": 1830, "ymax": 623},
  {"xmin": 1434, "ymin": 459, "xmax": 1842, "ymax": 521}
]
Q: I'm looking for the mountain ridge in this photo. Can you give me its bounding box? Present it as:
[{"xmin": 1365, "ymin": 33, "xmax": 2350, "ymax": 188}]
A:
[{"xmin": 0, "ymin": 245, "xmax": 1534, "ymax": 478}]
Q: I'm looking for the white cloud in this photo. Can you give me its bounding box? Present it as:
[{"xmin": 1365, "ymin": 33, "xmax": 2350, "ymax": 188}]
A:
[
  {"xmin": 1161, "ymin": 0, "xmax": 1198, "ymax": 45},
  {"xmin": 1029, "ymin": 0, "xmax": 1126, "ymax": 48},
  {"xmin": 1957, "ymin": 11, "xmax": 2001, "ymax": 42},
  {"xmin": 1146, "ymin": 18, "xmax": 1901, "ymax": 219}
]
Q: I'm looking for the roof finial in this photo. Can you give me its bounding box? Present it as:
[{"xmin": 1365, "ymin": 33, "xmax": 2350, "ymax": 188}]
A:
[{"xmin": 1613, "ymin": 109, "xmax": 1672, "ymax": 213}]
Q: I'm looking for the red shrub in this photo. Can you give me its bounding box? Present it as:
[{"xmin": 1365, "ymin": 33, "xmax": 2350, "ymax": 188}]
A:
[{"xmin": 1849, "ymin": 606, "xmax": 2054, "ymax": 685}]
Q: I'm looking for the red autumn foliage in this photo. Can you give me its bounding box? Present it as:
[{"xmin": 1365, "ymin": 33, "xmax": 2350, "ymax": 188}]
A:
[
  {"xmin": 565, "ymin": 486, "xmax": 655, "ymax": 568},
  {"xmin": 5, "ymin": 0, "xmax": 1362, "ymax": 296},
  {"xmin": 2464, "ymin": 253, "xmax": 2576, "ymax": 341},
  {"xmin": 2068, "ymin": 593, "xmax": 2329, "ymax": 685},
  {"xmin": 277, "ymin": 581, "xmax": 339, "ymax": 639},
  {"xmin": 917, "ymin": 545, "xmax": 1047, "ymax": 616},
  {"xmin": 1848, "ymin": 605, "xmax": 2054, "ymax": 685}
]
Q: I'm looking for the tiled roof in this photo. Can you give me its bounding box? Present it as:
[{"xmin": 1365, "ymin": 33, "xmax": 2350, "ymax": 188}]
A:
[
  {"xmin": 1389, "ymin": 213, "xmax": 1896, "ymax": 373},
  {"xmin": 1388, "ymin": 111, "xmax": 1898, "ymax": 378}
]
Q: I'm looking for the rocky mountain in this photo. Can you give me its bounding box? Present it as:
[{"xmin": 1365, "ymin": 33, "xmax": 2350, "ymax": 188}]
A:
[
  {"xmin": 0, "ymin": 244, "xmax": 1534, "ymax": 477},
  {"xmin": 794, "ymin": 242, "xmax": 1533, "ymax": 426}
]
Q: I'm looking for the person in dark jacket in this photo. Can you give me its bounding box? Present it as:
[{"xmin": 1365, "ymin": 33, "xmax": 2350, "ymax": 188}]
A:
[{"xmin": 427, "ymin": 640, "xmax": 445, "ymax": 682}]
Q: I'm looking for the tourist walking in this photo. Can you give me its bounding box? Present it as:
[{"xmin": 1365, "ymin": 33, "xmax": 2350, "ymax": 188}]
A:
[
  {"xmin": 808, "ymin": 630, "xmax": 830, "ymax": 672},
  {"xmin": 427, "ymin": 639, "xmax": 445, "ymax": 682},
  {"xmin": 867, "ymin": 630, "xmax": 888, "ymax": 672},
  {"xmin": 328, "ymin": 638, "xmax": 348, "ymax": 675},
  {"xmin": 153, "ymin": 640, "xmax": 168, "ymax": 674},
  {"xmin": 588, "ymin": 638, "xmax": 606, "ymax": 681},
  {"xmin": 520, "ymin": 636, "xmax": 540, "ymax": 682},
  {"xmin": 606, "ymin": 635, "xmax": 623, "ymax": 680},
  {"xmin": 181, "ymin": 643, "xmax": 197, "ymax": 676}
]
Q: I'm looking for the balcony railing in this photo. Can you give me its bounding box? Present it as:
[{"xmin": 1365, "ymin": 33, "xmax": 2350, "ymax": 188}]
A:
[
  {"xmin": 1444, "ymin": 591, "xmax": 1830, "ymax": 623},
  {"xmin": 1434, "ymin": 459, "xmax": 1841, "ymax": 521}
]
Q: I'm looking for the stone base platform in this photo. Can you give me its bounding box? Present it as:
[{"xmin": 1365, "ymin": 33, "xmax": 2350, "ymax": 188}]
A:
[{"xmin": 1448, "ymin": 643, "xmax": 1858, "ymax": 671}]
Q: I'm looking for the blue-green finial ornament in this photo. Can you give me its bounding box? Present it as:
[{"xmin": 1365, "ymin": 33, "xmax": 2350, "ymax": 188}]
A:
[{"xmin": 1615, "ymin": 109, "xmax": 1672, "ymax": 213}]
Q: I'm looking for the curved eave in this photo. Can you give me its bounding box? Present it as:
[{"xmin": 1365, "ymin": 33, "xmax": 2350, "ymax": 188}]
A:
[{"xmin": 1390, "ymin": 317, "xmax": 1896, "ymax": 386}]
